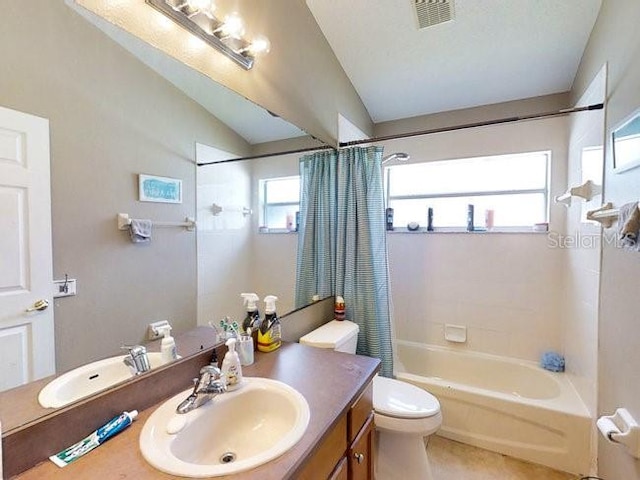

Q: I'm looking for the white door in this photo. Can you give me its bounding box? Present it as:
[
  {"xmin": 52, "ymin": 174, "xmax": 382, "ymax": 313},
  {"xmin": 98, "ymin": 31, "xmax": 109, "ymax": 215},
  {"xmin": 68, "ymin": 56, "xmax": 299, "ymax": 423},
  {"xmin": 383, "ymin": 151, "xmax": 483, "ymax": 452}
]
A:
[{"xmin": 0, "ymin": 105, "xmax": 54, "ymax": 392}]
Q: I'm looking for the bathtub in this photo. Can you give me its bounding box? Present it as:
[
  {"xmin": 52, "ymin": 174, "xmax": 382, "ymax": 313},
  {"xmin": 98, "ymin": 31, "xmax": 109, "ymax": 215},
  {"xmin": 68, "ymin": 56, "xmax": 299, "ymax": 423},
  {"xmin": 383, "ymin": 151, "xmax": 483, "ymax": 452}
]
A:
[{"xmin": 395, "ymin": 340, "xmax": 592, "ymax": 475}]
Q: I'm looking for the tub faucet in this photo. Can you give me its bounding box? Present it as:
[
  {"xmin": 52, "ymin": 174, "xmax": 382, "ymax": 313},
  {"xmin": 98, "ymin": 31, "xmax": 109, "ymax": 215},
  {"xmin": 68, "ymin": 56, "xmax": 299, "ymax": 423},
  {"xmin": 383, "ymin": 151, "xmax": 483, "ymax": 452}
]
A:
[
  {"xmin": 176, "ymin": 365, "xmax": 227, "ymax": 414},
  {"xmin": 122, "ymin": 345, "xmax": 151, "ymax": 375}
]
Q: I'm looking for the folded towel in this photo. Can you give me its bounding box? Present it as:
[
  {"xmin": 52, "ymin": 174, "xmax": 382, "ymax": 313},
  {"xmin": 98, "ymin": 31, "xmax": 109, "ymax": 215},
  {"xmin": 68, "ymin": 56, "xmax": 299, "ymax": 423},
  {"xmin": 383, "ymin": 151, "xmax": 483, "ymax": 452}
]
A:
[
  {"xmin": 129, "ymin": 219, "xmax": 152, "ymax": 244},
  {"xmin": 541, "ymin": 351, "xmax": 565, "ymax": 372},
  {"xmin": 618, "ymin": 202, "xmax": 640, "ymax": 251}
]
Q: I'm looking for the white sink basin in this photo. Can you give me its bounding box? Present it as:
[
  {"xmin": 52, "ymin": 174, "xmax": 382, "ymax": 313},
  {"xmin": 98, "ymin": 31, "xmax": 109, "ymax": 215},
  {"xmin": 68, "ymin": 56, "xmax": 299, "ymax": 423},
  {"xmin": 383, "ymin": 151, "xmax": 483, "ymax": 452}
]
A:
[
  {"xmin": 139, "ymin": 377, "xmax": 310, "ymax": 478},
  {"xmin": 38, "ymin": 352, "xmax": 170, "ymax": 408}
]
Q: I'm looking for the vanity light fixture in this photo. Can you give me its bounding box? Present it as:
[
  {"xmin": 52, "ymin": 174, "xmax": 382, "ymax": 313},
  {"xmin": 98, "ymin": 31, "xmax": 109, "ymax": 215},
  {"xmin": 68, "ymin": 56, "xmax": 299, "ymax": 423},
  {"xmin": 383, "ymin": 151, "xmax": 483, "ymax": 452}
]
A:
[{"xmin": 146, "ymin": 0, "xmax": 271, "ymax": 70}]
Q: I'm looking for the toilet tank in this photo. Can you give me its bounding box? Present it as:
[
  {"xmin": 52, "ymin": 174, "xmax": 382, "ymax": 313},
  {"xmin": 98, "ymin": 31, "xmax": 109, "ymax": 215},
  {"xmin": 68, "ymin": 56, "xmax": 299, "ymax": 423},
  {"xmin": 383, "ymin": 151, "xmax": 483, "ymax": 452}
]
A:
[{"xmin": 299, "ymin": 320, "xmax": 359, "ymax": 354}]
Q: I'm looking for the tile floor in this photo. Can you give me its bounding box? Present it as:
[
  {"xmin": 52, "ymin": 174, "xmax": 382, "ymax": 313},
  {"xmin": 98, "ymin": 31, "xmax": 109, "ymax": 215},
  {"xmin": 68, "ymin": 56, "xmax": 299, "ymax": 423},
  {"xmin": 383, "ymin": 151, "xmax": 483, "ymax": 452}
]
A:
[{"xmin": 428, "ymin": 436, "xmax": 577, "ymax": 480}]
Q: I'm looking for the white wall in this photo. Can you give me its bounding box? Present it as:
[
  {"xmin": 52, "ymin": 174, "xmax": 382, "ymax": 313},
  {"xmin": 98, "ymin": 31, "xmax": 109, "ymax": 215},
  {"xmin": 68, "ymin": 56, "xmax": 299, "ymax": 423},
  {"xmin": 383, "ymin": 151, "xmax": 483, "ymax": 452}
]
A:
[
  {"xmin": 385, "ymin": 116, "xmax": 569, "ymax": 361},
  {"xmin": 571, "ymin": 1, "xmax": 640, "ymax": 478},
  {"xmin": 562, "ymin": 66, "xmax": 606, "ymax": 420},
  {"xmin": 197, "ymin": 152, "xmax": 253, "ymax": 326}
]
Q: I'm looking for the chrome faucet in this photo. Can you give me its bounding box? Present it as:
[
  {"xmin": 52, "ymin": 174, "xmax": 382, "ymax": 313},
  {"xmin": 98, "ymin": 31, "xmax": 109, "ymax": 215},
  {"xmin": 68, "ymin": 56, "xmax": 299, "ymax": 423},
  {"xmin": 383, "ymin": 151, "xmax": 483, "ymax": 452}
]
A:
[
  {"xmin": 176, "ymin": 365, "xmax": 227, "ymax": 414},
  {"xmin": 122, "ymin": 345, "xmax": 151, "ymax": 375}
]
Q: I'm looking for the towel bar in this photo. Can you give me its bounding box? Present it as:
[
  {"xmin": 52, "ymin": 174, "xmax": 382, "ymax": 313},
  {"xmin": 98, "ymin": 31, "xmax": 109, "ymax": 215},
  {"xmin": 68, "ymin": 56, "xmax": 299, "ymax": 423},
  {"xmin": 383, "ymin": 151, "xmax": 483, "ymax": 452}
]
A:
[{"xmin": 117, "ymin": 213, "xmax": 196, "ymax": 231}]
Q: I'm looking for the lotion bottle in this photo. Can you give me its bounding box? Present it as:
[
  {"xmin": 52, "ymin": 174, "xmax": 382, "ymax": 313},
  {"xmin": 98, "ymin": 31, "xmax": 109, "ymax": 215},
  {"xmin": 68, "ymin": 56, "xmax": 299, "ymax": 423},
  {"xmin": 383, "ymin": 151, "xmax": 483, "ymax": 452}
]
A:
[
  {"xmin": 159, "ymin": 325, "xmax": 178, "ymax": 363},
  {"xmin": 221, "ymin": 338, "xmax": 243, "ymax": 390}
]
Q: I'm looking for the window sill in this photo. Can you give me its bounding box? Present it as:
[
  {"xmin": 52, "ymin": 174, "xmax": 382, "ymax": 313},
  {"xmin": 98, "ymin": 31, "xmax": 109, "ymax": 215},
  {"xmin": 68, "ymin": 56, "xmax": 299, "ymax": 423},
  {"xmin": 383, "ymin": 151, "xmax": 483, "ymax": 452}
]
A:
[
  {"xmin": 386, "ymin": 227, "xmax": 549, "ymax": 234},
  {"xmin": 258, "ymin": 228, "xmax": 298, "ymax": 234}
]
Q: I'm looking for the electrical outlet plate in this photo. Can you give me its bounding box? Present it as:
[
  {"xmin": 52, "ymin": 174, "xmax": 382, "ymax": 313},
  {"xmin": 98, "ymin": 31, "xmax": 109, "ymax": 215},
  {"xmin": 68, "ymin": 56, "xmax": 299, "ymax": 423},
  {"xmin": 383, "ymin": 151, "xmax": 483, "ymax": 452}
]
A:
[
  {"xmin": 53, "ymin": 279, "xmax": 76, "ymax": 298},
  {"xmin": 148, "ymin": 320, "xmax": 171, "ymax": 340}
]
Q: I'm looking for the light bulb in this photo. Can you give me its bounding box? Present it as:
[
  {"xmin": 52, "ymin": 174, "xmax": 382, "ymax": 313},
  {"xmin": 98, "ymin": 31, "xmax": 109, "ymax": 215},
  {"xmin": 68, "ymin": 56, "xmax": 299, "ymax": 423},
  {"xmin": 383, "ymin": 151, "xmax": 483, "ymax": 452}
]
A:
[
  {"xmin": 247, "ymin": 35, "xmax": 271, "ymax": 56},
  {"xmin": 220, "ymin": 12, "xmax": 245, "ymax": 39},
  {"xmin": 188, "ymin": 0, "xmax": 211, "ymax": 10},
  {"xmin": 187, "ymin": 0, "xmax": 215, "ymax": 16}
]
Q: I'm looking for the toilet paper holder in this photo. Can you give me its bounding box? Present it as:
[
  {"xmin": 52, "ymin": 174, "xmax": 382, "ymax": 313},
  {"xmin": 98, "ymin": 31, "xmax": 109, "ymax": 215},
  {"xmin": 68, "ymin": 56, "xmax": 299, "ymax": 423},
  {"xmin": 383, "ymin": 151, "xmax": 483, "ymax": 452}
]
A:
[{"xmin": 597, "ymin": 408, "xmax": 640, "ymax": 458}]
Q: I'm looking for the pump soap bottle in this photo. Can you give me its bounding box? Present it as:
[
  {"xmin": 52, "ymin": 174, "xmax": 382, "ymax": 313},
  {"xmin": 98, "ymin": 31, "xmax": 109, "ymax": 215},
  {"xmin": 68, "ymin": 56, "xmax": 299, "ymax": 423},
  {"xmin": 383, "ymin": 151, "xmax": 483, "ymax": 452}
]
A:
[
  {"xmin": 159, "ymin": 325, "xmax": 178, "ymax": 363},
  {"xmin": 221, "ymin": 338, "xmax": 243, "ymax": 390},
  {"xmin": 258, "ymin": 295, "xmax": 281, "ymax": 353},
  {"xmin": 240, "ymin": 293, "xmax": 260, "ymax": 333}
]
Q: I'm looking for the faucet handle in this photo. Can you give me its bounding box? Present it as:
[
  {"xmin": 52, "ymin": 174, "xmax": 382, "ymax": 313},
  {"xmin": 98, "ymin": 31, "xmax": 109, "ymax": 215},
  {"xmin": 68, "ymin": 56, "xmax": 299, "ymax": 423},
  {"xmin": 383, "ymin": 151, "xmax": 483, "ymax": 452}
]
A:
[
  {"xmin": 199, "ymin": 365, "xmax": 222, "ymax": 377},
  {"xmin": 121, "ymin": 345, "xmax": 150, "ymax": 374},
  {"xmin": 121, "ymin": 344, "xmax": 147, "ymax": 356}
]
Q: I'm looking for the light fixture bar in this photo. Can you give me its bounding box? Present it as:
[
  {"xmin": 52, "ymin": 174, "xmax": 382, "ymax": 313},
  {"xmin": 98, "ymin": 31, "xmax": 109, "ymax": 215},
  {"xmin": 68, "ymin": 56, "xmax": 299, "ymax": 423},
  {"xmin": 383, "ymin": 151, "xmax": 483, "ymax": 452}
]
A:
[{"xmin": 145, "ymin": 0, "xmax": 254, "ymax": 69}]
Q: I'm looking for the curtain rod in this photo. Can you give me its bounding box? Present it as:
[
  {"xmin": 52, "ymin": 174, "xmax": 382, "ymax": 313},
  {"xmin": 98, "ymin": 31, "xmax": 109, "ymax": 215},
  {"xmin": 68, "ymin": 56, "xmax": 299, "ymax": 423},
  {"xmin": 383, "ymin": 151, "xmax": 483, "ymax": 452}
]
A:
[
  {"xmin": 196, "ymin": 103, "xmax": 604, "ymax": 166},
  {"xmin": 339, "ymin": 103, "xmax": 604, "ymax": 147},
  {"xmin": 196, "ymin": 143, "xmax": 335, "ymax": 166}
]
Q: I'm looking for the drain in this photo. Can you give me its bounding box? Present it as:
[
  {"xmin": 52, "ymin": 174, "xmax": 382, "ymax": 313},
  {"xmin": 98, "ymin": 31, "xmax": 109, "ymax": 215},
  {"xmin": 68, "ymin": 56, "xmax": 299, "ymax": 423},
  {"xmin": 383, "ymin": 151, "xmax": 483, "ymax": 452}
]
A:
[{"xmin": 220, "ymin": 452, "xmax": 236, "ymax": 464}]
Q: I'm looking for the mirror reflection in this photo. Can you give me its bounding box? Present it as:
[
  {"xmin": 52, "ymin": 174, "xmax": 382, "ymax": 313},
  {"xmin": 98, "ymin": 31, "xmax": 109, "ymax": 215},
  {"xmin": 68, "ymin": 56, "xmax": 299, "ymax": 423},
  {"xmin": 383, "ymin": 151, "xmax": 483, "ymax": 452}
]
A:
[
  {"xmin": 612, "ymin": 107, "xmax": 640, "ymax": 172},
  {"xmin": 0, "ymin": 1, "xmax": 327, "ymax": 433}
]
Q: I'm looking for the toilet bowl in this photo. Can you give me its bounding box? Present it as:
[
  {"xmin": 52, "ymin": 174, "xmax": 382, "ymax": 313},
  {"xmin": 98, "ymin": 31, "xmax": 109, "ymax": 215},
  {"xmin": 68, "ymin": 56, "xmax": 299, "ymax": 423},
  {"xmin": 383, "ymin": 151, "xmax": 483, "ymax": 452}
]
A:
[{"xmin": 300, "ymin": 320, "xmax": 442, "ymax": 480}]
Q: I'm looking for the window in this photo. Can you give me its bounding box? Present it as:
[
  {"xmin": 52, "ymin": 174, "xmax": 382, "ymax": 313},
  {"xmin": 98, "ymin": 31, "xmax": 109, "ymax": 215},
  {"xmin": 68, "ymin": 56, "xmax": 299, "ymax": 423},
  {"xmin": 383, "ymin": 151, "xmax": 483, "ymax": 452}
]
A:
[
  {"xmin": 259, "ymin": 176, "xmax": 300, "ymax": 231},
  {"xmin": 385, "ymin": 151, "xmax": 550, "ymax": 230}
]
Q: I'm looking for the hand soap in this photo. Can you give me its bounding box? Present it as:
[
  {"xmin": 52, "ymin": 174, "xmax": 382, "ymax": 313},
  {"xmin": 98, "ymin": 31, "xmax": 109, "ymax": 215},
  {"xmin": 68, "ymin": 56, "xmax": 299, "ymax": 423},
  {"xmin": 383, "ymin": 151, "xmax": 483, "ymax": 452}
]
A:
[
  {"xmin": 159, "ymin": 325, "xmax": 178, "ymax": 363},
  {"xmin": 221, "ymin": 338, "xmax": 243, "ymax": 390}
]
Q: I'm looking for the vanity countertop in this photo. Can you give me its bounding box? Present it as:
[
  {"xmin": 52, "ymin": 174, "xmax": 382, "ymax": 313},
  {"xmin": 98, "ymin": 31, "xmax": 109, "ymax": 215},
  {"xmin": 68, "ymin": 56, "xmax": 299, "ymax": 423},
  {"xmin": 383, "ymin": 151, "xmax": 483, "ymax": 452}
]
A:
[{"xmin": 13, "ymin": 342, "xmax": 380, "ymax": 480}]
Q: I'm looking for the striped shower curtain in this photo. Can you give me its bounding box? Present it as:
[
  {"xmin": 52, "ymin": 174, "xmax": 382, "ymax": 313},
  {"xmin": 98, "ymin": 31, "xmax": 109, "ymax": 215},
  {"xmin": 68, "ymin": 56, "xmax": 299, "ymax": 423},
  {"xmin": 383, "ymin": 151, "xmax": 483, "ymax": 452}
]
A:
[{"xmin": 295, "ymin": 146, "xmax": 394, "ymax": 377}]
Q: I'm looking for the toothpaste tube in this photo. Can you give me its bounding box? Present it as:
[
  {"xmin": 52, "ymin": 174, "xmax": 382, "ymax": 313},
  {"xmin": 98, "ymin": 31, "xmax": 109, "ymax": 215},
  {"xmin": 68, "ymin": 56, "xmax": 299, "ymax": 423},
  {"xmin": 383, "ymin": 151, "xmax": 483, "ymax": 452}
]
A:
[{"xmin": 49, "ymin": 410, "xmax": 138, "ymax": 467}]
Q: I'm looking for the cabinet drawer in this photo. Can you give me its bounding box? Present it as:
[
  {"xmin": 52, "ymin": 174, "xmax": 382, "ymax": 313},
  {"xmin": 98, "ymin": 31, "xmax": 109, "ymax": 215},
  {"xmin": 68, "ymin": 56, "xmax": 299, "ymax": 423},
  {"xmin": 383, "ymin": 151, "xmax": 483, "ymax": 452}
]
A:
[
  {"xmin": 297, "ymin": 415, "xmax": 347, "ymax": 480},
  {"xmin": 348, "ymin": 381, "xmax": 373, "ymax": 443}
]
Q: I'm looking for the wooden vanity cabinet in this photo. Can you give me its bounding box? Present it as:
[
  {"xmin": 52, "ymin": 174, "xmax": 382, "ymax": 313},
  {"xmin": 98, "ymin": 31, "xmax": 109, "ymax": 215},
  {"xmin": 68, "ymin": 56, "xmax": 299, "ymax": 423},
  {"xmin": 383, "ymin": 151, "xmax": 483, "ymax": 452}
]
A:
[
  {"xmin": 347, "ymin": 382, "xmax": 375, "ymax": 480},
  {"xmin": 300, "ymin": 380, "xmax": 375, "ymax": 480}
]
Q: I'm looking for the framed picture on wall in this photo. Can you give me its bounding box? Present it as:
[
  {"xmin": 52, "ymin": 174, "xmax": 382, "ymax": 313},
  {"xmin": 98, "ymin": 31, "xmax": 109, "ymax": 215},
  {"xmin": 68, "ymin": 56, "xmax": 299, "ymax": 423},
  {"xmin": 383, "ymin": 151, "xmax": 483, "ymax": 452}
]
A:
[
  {"xmin": 612, "ymin": 107, "xmax": 640, "ymax": 173},
  {"xmin": 138, "ymin": 174, "xmax": 182, "ymax": 203}
]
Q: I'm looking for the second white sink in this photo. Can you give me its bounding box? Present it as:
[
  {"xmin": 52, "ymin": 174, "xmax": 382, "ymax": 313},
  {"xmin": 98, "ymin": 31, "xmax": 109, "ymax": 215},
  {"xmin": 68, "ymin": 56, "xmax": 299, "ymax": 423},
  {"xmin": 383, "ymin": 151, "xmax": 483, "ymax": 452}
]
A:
[
  {"xmin": 139, "ymin": 377, "xmax": 310, "ymax": 478},
  {"xmin": 38, "ymin": 352, "xmax": 170, "ymax": 408}
]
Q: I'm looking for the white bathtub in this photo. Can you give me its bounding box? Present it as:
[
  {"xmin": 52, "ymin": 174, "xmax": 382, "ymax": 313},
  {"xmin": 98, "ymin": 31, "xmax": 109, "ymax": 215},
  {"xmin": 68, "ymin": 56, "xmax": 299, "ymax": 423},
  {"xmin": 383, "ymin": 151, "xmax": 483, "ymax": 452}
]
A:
[{"xmin": 395, "ymin": 340, "xmax": 592, "ymax": 475}]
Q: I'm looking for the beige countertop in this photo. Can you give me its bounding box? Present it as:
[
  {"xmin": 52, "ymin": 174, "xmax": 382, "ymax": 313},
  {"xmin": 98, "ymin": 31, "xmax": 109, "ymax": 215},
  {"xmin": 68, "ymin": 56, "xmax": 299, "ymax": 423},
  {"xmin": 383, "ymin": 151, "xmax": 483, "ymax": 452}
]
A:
[{"xmin": 13, "ymin": 342, "xmax": 380, "ymax": 480}]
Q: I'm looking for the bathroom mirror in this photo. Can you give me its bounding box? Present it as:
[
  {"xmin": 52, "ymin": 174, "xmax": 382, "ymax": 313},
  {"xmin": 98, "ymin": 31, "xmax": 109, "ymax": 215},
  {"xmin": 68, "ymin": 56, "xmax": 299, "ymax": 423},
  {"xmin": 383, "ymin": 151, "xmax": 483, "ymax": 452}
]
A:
[
  {"xmin": 0, "ymin": 2, "xmax": 329, "ymax": 433},
  {"xmin": 612, "ymin": 107, "xmax": 640, "ymax": 173}
]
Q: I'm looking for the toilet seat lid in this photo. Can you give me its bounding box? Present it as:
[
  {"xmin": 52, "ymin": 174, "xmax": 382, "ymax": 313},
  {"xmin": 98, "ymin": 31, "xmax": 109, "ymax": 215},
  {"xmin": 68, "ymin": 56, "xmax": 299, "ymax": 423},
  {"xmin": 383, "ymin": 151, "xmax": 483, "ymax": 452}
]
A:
[{"xmin": 373, "ymin": 376, "xmax": 440, "ymax": 419}]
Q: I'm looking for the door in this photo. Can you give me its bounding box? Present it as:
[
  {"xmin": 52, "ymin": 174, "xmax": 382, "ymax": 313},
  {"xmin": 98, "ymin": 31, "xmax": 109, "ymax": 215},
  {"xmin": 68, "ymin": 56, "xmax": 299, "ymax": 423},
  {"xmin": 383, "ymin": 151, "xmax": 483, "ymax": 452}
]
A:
[{"xmin": 0, "ymin": 105, "xmax": 54, "ymax": 392}]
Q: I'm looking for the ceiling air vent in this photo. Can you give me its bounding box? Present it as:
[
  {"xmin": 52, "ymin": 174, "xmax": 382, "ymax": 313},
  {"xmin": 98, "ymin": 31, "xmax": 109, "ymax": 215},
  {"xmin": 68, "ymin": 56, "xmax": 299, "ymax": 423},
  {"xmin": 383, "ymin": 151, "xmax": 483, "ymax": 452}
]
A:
[{"xmin": 414, "ymin": 0, "xmax": 454, "ymax": 29}]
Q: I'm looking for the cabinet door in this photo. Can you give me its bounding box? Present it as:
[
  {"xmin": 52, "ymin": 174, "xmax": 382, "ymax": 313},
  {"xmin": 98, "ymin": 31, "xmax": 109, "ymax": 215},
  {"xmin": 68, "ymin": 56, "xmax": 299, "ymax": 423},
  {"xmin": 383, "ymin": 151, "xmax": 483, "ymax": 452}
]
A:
[
  {"xmin": 329, "ymin": 456, "xmax": 348, "ymax": 480},
  {"xmin": 349, "ymin": 414, "xmax": 374, "ymax": 480},
  {"xmin": 297, "ymin": 415, "xmax": 347, "ymax": 480}
]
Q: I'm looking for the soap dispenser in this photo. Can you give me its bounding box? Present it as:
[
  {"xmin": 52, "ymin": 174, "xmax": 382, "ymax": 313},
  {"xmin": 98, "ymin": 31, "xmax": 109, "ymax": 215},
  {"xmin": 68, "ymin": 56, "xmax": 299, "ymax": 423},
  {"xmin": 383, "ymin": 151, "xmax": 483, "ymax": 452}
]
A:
[
  {"xmin": 258, "ymin": 295, "xmax": 281, "ymax": 353},
  {"xmin": 221, "ymin": 338, "xmax": 243, "ymax": 390},
  {"xmin": 240, "ymin": 293, "xmax": 260, "ymax": 333},
  {"xmin": 159, "ymin": 325, "xmax": 178, "ymax": 363}
]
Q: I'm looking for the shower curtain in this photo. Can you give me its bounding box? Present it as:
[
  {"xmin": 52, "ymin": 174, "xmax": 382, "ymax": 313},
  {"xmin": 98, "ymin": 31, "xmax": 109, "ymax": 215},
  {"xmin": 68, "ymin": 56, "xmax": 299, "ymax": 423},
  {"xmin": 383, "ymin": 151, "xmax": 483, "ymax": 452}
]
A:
[{"xmin": 296, "ymin": 146, "xmax": 394, "ymax": 377}]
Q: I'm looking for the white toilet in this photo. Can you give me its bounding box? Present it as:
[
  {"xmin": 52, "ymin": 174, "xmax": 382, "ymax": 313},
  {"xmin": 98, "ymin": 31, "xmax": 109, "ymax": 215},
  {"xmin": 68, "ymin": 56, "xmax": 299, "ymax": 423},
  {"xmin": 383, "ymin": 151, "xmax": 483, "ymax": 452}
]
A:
[{"xmin": 300, "ymin": 320, "xmax": 442, "ymax": 480}]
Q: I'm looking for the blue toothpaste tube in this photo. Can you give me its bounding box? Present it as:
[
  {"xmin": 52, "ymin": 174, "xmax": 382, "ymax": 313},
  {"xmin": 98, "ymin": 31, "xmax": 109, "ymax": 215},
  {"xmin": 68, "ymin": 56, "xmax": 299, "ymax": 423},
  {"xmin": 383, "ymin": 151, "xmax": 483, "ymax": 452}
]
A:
[{"xmin": 49, "ymin": 410, "xmax": 138, "ymax": 467}]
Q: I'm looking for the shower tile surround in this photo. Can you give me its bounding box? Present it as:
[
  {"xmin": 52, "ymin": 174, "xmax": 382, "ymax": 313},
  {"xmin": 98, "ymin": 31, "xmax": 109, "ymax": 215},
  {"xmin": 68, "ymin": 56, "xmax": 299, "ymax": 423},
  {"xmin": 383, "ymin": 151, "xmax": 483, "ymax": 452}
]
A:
[
  {"xmin": 389, "ymin": 232, "xmax": 565, "ymax": 361},
  {"xmin": 383, "ymin": 114, "xmax": 569, "ymax": 363}
]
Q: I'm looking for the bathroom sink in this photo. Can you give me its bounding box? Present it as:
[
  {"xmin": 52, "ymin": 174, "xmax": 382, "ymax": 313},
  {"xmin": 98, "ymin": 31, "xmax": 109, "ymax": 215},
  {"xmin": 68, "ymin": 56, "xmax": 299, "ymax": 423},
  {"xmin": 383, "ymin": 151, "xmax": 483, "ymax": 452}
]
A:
[
  {"xmin": 139, "ymin": 377, "xmax": 310, "ymax": 478},
  {"xmin": 38, "ymin": 352, "xmax": 170, "ymax": 408}
]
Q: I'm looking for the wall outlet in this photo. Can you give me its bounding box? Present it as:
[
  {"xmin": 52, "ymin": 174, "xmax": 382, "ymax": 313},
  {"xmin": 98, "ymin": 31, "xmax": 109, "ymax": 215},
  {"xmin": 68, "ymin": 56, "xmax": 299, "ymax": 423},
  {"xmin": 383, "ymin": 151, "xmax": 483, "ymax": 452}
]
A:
[
  {"xmin": 148, "ymin": 320, "xmax": 171, "ymax": 340},
  {"xmin": 53, "ymin": 278, "xmax": 76, "ymax": 298}
]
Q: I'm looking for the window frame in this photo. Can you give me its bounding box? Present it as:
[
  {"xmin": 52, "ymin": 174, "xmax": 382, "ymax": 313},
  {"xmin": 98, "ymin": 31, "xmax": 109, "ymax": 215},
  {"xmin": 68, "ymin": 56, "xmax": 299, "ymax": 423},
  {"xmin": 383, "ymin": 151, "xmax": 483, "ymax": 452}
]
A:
[
  {"xmin": 384, "ymin": 151, "xmax": 551, "ymax": 232},
  {"xmin": 259, "ymin": 175, "xmax": 301, "ymax": 233}
]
